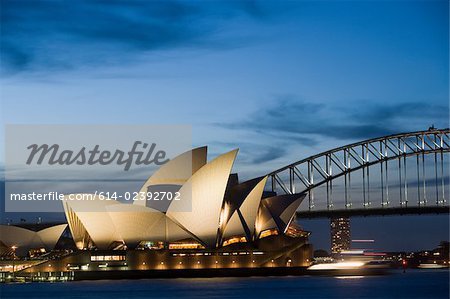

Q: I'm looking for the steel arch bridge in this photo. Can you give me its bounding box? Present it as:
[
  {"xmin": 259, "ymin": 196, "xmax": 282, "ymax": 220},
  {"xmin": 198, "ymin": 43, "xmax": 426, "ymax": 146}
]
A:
[{"xmin": 267, "ymin": 128, "xmax": 450, "ymax": 218}]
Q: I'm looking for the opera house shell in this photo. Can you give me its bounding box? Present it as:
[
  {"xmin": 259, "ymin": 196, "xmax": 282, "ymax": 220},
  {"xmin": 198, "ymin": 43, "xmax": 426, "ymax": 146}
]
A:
[
  {"xmin": 62, "ymin": 147, "xmax": 306, "ymax": 250},
  {"xmin": 0, "ymin": 224, "xmax": 67, "ymax": 256}
]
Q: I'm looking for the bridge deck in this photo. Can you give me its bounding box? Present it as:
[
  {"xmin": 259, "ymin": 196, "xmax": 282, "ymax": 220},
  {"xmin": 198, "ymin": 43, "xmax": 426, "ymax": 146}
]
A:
[{"xmin": 296, "ymin": 206, "xmax": 450, "ymax": 218}]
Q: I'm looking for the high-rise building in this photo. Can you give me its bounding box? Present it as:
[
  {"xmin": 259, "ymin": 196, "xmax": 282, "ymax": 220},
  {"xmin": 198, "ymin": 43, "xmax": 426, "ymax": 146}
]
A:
[{"xmin": 330, "ymin": 217, "xmax": 351, "ymax": 254}]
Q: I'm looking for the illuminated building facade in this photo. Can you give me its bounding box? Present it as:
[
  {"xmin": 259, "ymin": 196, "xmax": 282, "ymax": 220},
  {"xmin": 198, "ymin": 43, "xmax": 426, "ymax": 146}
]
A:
[
  {"xmin": 9, "ymin": 147, "xmax": 312, "ymax": 280},
  {"xmin": 330, "ymin": 217, "xmax": 351, "ymax": 254}
]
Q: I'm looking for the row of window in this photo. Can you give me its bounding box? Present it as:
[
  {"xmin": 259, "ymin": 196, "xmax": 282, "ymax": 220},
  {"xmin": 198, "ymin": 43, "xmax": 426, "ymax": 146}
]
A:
[
  {"xmin": 90, "ymin": 255, "xmax": 126, "ymax": 261},
  {"xmin": 171, "ymin": 251, "xmax": 265, "ymax": 257},
  {"xmin": 90, "ymin": 251, "xmax": 266, "ymax": 261}
]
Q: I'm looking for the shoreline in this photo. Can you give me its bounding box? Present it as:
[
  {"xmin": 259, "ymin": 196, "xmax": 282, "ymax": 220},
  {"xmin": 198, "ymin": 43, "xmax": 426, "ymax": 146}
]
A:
[{"xmin": 2, "ymin": 266, "xmax": 392, "ymax": 283}]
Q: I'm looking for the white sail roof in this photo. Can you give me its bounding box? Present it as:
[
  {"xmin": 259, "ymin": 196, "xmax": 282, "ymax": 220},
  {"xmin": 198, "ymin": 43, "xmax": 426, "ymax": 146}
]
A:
[
  {"xmin": 255, "ymin": 194, "xmax": 305, "ymax": 237},
  {"xmin": 222, "ymin": 210, "xmax": 244, "ymax": 240},
  {"xmin": 238, "ymin": 176, "xmax": 268, "ymax": 239},
  {"xmin": 222, "ymin": 176, "xmax": 268, "ymax": 241},
  {"xmin": 134, "ymin": 147, "xmax": 207, "ymax": 208},
  {"xmin": 106, "ymin": 204, "xmax": 166, "ymax": 247},
  {"xmin": 37, "ymin": 224, "xmax": 68, "ymax": 249},
  {"xmin": 63, "ymin": 194, "xmax": 122, "ymax": 249},
  {"xmin": 166, "ymin": 149, "xmax": 238, "ymax": 247},
  {"xmin": 0, "ymin": 224, "xmax": 67, "ymax": 254},
  {"xmin": 63, "ymin": 200, "xmax": 92, "ymax": 249},
  {"xmin": 0, "ymin": 225, "xmax": 36, "ymax": 247}
]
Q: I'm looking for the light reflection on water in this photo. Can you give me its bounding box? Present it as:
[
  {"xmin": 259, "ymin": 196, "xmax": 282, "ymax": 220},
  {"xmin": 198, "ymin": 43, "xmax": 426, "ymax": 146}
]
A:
[
  {"xmin": 0, "ymin": 269, "xmax": 448, "ymax": 299},
  {"xmin": 334, "ymin": 276, "xmax": 365, "ymax": 279}
]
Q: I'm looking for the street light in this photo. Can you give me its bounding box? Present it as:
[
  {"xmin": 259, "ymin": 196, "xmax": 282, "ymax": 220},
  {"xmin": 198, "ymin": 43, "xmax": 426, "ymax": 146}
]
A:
[{"xmin": 11, "ymin": 246, "xmax": 17, "ymax": 279}]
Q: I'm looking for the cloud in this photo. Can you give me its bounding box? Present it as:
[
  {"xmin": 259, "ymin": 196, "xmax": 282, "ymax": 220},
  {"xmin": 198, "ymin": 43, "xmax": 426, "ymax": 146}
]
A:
[
  {"xmin": 206, "ymin": 140, "xmax": 293, "ymax": 167},
  {"xmin": 250, "ymin": 146, "xmax": 287, "ymax": 164},
  {"xmin": 347, "ymin": 101, "xmax": 448, "ymax": 124},
  {"xmin": 217, "ymin": 95, "xmax": 449, "ymax": 142},
  {"xmin": 0, "ymin": 0, "xmax": 273, "ymax": 74}
]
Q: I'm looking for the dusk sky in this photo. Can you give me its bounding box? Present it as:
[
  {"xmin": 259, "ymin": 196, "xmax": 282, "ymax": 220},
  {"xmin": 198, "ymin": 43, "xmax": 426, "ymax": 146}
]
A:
[{"xmin": 1, "ymin": 0, "xmax": 448, "ymax": 251}]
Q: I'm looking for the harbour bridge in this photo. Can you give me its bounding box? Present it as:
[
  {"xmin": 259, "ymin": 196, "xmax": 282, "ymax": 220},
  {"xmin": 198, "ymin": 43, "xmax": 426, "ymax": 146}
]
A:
[{"xmin": 267, "ymin": 128, "xmax": 450, "ymax": 218}]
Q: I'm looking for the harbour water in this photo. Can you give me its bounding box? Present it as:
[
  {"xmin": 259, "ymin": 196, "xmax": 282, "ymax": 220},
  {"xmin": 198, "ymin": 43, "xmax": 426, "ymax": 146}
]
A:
[{"xmin": 0, "ymin": 269, "xmax": 448, "ymax": 299}]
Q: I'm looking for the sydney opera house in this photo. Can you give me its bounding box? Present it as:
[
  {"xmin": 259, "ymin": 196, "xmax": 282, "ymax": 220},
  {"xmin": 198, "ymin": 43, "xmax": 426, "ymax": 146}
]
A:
[{"xmin": 2, "ymin": 147, "xmax": 312, "ymax": 280}]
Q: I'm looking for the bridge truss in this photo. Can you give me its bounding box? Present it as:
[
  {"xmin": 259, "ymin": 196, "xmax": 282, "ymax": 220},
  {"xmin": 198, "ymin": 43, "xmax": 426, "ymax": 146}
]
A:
[{"xmin": 268, "ymin": 129, "xmax": 450, "ymax": 217}]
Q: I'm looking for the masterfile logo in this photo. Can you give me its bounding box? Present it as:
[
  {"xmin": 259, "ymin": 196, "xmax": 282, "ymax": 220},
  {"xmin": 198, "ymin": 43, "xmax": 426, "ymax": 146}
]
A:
[
  {"xmin": 5, "ymin": 124, "xmax": 192, "ymax": 212},
  {"xmin": 26, "ymin": 141, "xmax": 169, "ymax": 171}
]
